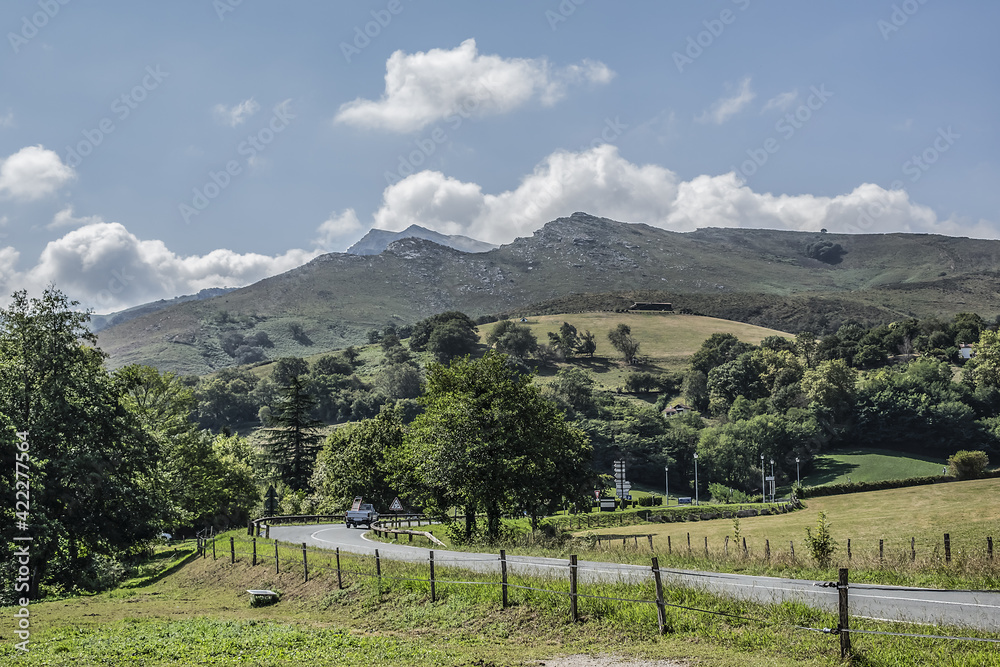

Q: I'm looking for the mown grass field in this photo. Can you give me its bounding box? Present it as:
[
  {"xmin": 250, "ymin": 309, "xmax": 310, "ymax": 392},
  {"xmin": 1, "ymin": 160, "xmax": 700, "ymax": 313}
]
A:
[
  {"xmin": 803, "ymin": 448, "xmax": 946, "ymax": 486},
  {"xmin": 584, "ymin": 477, "xmax": 1000, "ymax": 586},
  {"xmin": 6, "ymin": 529, "xmax": 1000, "ymax": 666}
]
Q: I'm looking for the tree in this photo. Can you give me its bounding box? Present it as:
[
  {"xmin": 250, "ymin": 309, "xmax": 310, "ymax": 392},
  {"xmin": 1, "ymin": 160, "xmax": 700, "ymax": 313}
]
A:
[
  {"xmin": 0, "ymin": 289, "xmax": 160, "ymax": 595},
  {"xmin": 375, "ymin": 363, "xmax": 423, "ymax": 399},
  {"xmin": 400, "ymin": 353, "xmax": 593, "ymax": 541},
  {"xmin": 608, "ymin": 323, "xmax": 640, "ymax": 365},
  {"xmin": 690, "ymin": 333, "xmax": 753, "ymax": 376},
  {"xmin": 578, "ymin": 330, "xmax": 597, "ymax": 358},
  {"xmin": 311, "ymin": 405, "xmax": 405, "ymax": 513},
  {"xmin": 947, "ymin": 450, "xmax": 990, "ymax": 479},
  {"xmin": 410, "ymin": 311, "xmax": 478, "ymax": 351},
  {"xmin": 271, "ymin": 356, "xmax": 309, "ymax": 387},
  {"xmin": 427, "ymin": 319, "xmax": 479, "ymax": 363},
  {"xmin": 261, "ymin": 374, "xmax": 324, "ymax": 490},
  {"xmin": 194, "ymin": 367, "xmax": 260, "ymax": 430},
  {"xmin": 488, "ymin": 320, "xmax": 538, "ymax": 360},
  {"xmin": 547, "ymin": 322, "xmax": 581, "ymax": 358},
  {"xmin": 547, "ymin": 367, "xmax": 596, "ymax": 414}
]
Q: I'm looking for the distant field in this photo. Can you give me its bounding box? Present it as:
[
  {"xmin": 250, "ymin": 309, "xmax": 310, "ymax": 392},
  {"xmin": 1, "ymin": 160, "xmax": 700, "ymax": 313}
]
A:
[
  {"xmin": 479, "ymin": 312, "xmax": 790, "ymax": 360},
  {"xmin": 589, "ymin": 477, "xmax": 1000, "ymax": 563},
  {"xmin": 804, "ymin": 448, "xmax": 946, "ymax": 486}
]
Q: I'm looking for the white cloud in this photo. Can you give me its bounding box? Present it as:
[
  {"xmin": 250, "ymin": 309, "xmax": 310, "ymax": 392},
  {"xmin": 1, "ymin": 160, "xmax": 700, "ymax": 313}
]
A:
[
  {"xmin": 334, "ymin": 39, "xmax": 615, "ymax": 132},
  {"xmin": 369, "ymin": 144, "xmax": 995, "ymax": 243},
  {"xmin": 213, "ymin": 98, "xmax": 260, "ymax": 127},
  {"xmin": 696, "ymin": 77, "xmax": 756, "ymax": 125},
  {"xmin": 0, "ymin": 145, "xmax": 75, "ymax": 200},
  {"xmin": 1, "ymin": 222, "xmax": 323, "ymax": 312},
  {"xmin": 761, "ymin": 89, "xmax": 799, "ymax": 113},
  {"xmin": 313, "ymin": 209, "xmax": 364, "ymax": 250},
  {"xmin": 48, "ymin": 205, "xmax": 104, "ymax": 230}
]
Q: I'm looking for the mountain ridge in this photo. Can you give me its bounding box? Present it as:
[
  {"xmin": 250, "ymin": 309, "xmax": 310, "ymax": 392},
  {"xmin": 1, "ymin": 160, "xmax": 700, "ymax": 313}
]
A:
[{"xmin": 95, "ymin": 212, "xmax": 1000, "ymax": 375}]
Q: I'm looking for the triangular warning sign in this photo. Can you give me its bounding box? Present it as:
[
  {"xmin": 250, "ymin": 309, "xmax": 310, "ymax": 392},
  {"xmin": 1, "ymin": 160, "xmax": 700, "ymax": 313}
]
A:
[{"xmin": 389, "ymin": 497, "xmax": 404, "ymax": 512}]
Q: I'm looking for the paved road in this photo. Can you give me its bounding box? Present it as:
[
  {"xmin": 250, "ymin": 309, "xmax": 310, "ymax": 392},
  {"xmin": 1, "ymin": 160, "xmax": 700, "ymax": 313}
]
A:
[{"xmin": 270, "ymin": 523, "xmax": 1000, "ymax": 632}]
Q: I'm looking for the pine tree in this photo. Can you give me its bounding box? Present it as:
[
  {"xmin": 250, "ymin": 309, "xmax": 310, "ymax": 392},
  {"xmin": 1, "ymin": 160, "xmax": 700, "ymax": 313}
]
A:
[{"xmin": 262, "ymin": 374, "xmax": 323, "ymax": 491}]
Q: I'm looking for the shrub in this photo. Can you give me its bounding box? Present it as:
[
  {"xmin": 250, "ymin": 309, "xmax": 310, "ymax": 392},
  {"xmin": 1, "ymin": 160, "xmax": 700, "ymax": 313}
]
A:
[
  {"xmin": 804, "ymin": 511, "xmax": 837, "ymax": 567},
  {"xmin": 948, "ymin": 450, "xmax": 990, "ymax": 480}
]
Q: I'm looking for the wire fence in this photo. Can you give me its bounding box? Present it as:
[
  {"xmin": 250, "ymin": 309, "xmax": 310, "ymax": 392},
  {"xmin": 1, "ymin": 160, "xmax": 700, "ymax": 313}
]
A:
[{"xmin": 197, "ymin": 534, "xmax": 1000, "ymax": 660}]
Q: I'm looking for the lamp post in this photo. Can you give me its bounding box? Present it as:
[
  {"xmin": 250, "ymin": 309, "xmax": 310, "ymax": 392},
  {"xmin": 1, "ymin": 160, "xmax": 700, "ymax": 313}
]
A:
[
  {"xmin": 693, "ymin": 453, "xmax": 699, "ymax": 506},
  {"xmin": 795, "ymin": 457, "xmax": 800, "ymax": 489},
  {"xmin": 664, "ymin": 466, "xmax": 669, "ymax": 506},
  {"xmin": 770, "ymin": 459, "xmax": 775, "ymax": 503},
  {"xmin": 760, "ymin": 454, "xmax": 765, "ymax": 504}
]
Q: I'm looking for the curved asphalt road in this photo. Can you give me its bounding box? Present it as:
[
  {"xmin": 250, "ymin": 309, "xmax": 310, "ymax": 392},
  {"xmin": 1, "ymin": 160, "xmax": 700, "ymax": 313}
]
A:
[{"xmin": 270, "ymin": 523, "xmax": 1000, "ymax": 632}]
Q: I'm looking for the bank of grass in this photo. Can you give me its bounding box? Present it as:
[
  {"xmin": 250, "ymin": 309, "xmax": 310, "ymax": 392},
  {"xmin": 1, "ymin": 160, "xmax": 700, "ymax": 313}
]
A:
[
  {"xmin": 7, "ymin": 530, "xmax": 1000, "ymax": 666},
  {"xmin": 804, "ymin": 448, "xmax": 947, "ymax": 486}
]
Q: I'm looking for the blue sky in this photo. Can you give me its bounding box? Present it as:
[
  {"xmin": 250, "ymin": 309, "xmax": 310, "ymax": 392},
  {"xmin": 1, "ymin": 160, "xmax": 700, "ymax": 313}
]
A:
[{"xmin": 1, "ymin": 0, "xmax": 997, "ymax": 312}]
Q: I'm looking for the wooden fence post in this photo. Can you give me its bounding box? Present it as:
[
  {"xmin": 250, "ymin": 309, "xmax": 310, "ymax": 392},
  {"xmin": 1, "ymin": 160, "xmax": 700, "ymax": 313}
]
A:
[
  {"xmin": 765, "ymin": 539, "xmax": 770, "ymax": 560},
  {"xmin": 838, "ymin": 568, "xmax": 851, "ymax": 659},
  {"xmin": 704, "ymin": 536, "xmax": 708, "ymax": 557},
  {"xmin": 945, "ymin": 533, "xmax": 951, "ymax": 563},
  {"xmin": 911, "ymin": 537, "xmax": 915, "ymax": 562},
  {"xmin": 500, "ymin": 549, "xmax": 508, "ymax": 608},
  {"xmin": 790, "ymin": 540, "xmax": 795, "ymax": 559},
  {"xmin": 302, "ymin": 543, "xmax": 308, "ymax": 582},
  {"xmin": 742, "ymin": 537, "xmax": 747, "ymax": 557},
  {"xmin": 647, "ymin": 535, "xmax": 654, "ymax": 552},
  {"xmin": 667, "ymin": 536, "xmax": 671, "ymax": 554},
  {"xmin": 274, "ymin": 540, "xmax": 279, "ymax": 574},
  {"xmin": 651, "ymin": 556, "xmax": 667, "ymax": 636},
  {"xmin": 686, "ymin": 532, "xmax": 691, "ymax": 554},
  {"xmin": 879, "ymin": 539, "xmax": 884, "ymax": 563},
  {"xmin": 230, "ymin": 537, "xmax": 235, "ymax": 564},
  {"xmin": 724, "ymin": 535, "xmax": 729, "ymax": 557},
  {"xmin": 847, "ymin": 538, "xmax": 851, "ymax": 560},
  {"xmin": 569, "ymin": 555, "xmax": 578, "ymax": 622},
  {"xmin": 212, "ymin": 538, "xmax": 216, "ymax": 560},
  {"xmin": 989, "ymin": 536, "xmax": 994, "ymax": 560},
  {"xmin": 375, "ymin": 548, "xmax": 381, "ymax": 581},
  {"xmin": 265, "ymin": 524, "xmax": 270, "ymax": 540},
  {"xmin": 429, "ymin": 551, "xmax": 436, "ymax": 603},
  {"xmin": 335, "ymin": 547, "xmax": 343, "ymax": 589}
]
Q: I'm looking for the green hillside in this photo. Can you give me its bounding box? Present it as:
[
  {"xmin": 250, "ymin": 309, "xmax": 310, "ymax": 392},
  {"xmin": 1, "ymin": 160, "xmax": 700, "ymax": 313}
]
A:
[
  {"xmin": 95, "ymin": 213, "xmax": 1000, "ymax": 374},
  {"xmin": 804, "ymin": 449, "xmax": 947, "ymax": 486}
]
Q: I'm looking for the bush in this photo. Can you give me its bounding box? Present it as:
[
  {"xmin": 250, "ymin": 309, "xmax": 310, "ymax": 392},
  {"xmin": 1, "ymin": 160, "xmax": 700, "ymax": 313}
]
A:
[
  {"xmin": 804, "ymin": 511, "xmax": 837, "ymax": 567},
  {"xmin": 948, "ymin": 450, "xmax": 990, "ymax": 480}
]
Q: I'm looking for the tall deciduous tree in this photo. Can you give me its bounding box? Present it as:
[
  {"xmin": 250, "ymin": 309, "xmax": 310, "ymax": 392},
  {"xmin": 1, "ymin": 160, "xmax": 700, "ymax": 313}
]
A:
[
  {"xmin": 262, "ymin": 374, "xmax": 323, "ymax": 491},
  {"xmin": 0, "ymin": 289, "xmax": 159, "ymax": 595},
  {"xmin": 608, "ymin": 323, "xmax": 640, "ymax": 365},
  {"xmin": 401, "ymin": 353, "xmax": 593, "ymax": 541}
]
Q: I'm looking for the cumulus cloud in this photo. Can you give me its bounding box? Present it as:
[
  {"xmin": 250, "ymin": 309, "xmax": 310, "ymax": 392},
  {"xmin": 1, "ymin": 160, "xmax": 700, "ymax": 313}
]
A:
[
  {"xmin": 696, "ymin": 77, "xmax": 756, "ymax": 125},
  {"xmin": 0, "ymin": 222, "xmax": 324, "ymax": 312},
  {"xmin": 761, "ymin": 89, "xmax": 799, "ymax": 113},
  {"xmin": 48, "ymin": 205, "xmax": 104, "ymax": 230},
  {"xmin": 213, "ymin": 98, "xmax": 260, "ymax": 127},
  {"xmin": 334, "ymin": 39, "xmax": 615, "ymax": 132},
  {"xmin": 0, "ymin": 145, "xmax": 75, "ymax": 200},
  {"xmin": 313, "ymin": 209, "xmax": 364, "ymax": 250},
  {"xmin": 369, "ymin": 144, "xmax": 993, "ymax": 243}
]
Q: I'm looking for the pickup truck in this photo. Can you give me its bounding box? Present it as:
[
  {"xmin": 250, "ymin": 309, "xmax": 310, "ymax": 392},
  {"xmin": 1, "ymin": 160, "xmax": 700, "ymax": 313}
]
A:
[{"xmin": 345, "ymin": 503, "xmax": 378, "ymax": 529}]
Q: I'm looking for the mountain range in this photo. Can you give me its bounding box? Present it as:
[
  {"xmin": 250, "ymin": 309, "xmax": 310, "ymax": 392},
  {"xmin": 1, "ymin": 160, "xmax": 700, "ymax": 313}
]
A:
[{"xmin": 94, "ymin": 212, "xmax": 1000, "ymax": 375}]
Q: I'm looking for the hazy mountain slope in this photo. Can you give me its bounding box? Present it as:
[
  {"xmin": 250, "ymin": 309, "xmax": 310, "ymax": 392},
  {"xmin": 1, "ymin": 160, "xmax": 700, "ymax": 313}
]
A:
[
  {"xmin": 95, "ymin": 212, "xmax": 1000, "ymax": 375},
  {"xmin": 346, "ymin": 224, "xmax": 497, "ymax": 255}
]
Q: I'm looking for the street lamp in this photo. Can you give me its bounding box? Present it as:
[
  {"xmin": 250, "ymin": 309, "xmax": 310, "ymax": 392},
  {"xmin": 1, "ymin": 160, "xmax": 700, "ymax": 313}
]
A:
[
  {"xmin": 760, "ymin": 454, "xmax": 765, "ymax": 504},
  {"xmin": 693, "ymin": 453, "xmax": 699, "ymax": 506},
  {"xmin": 664, "ymin": 466, "xmax": 669, "ymax": 506},
  {"xmin": 795, "ymin": 457, "xmax": 800, "ymax": 489},
  {"xmin": 770, "ymin": 459, "xmax": 775, "ymax": 503}
]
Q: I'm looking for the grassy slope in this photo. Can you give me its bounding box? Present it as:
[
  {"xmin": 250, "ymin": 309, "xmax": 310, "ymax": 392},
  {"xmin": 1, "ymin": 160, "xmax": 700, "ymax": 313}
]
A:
[
  {"xmin": 804, "ymin": 449, "xmax": 946, "ymax": 486},
  {"xmin": 589, "ymin": 477, "xmax": 1000, "ymax": 568},
  {"xmin": 8, "ymin": 532, "xmax": 1000, "ymax": 666}
]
